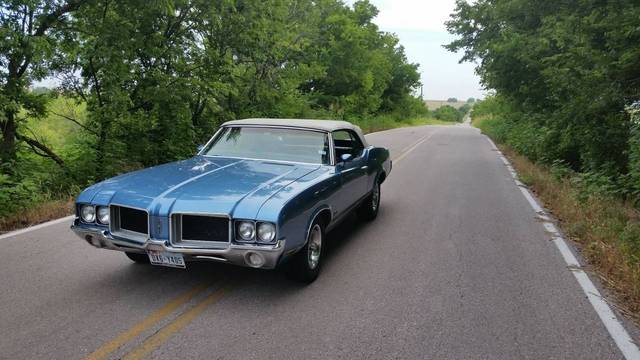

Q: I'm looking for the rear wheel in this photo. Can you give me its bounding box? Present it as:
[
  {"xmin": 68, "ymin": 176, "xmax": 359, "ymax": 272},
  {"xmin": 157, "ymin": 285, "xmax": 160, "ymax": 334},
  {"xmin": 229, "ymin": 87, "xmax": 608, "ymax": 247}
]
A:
[
  {"xmin": 286, "ymin": 220, "xmax": 324, "ymax": 283},
  {"xmin": 125, "ymin": 252, "xmax": 149, "ymax": 264},
  {"xmin": 358, "ymin": 178, "xmax": 381, "ymax": 221}
]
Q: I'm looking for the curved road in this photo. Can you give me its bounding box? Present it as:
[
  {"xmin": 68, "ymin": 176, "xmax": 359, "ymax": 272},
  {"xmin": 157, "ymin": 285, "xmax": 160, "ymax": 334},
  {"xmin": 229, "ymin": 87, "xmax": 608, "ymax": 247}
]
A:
[{"xmin": 1, "ymin": 125, "xmax": 637, "ymax": 359}]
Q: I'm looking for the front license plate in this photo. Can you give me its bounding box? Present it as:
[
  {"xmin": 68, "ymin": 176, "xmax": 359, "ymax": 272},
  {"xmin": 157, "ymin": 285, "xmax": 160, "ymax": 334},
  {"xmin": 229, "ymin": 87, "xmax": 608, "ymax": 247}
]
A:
[{"xmin": 147, "ymin": 251, "xmax": 186, "ymax": 269}]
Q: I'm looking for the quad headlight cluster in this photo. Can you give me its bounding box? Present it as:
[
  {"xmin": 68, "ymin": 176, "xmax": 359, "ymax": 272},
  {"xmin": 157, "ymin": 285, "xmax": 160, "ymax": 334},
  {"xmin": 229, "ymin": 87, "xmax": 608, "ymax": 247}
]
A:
[
  {"xmin": 235, "ymin": 221, "xmax": 276, "ymax": 243},
  {"xmin": 79, "ymin": 204, "xmax": 110, "ymax": 225}
]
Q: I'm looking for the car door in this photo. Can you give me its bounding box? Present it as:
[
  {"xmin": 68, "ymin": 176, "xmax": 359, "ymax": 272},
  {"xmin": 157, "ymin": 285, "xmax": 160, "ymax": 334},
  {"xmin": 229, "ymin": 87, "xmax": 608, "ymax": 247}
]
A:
[{"xmin": 332, "ymin": 130, "xmax": 368, "ymax": 216}]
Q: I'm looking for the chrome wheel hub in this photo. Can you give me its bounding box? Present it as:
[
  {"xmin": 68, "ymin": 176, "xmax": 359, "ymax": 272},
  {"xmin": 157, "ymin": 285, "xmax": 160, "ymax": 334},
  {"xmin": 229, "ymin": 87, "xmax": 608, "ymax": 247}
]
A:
[
  {"xmin": 372, "ymin": 184, "xmax": 380, "ymax": 211},
  {"xmin": 307, "ymin": 224, "xmax": 322, "ymax": 269}
]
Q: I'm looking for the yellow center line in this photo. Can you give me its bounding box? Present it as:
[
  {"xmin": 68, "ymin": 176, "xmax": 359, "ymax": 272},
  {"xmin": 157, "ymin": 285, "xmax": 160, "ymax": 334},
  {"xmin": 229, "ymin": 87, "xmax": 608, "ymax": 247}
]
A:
[
  {"xmin": 393, "ymin": 130, "xmax": 438, "ymax": 164},
  {"xmin": 84, "ymin": 284, "xmax": 208, "ymax": 360},
  {"xmin": 122, "ymin": 285, "xmax": 230, "ymax": 360}
]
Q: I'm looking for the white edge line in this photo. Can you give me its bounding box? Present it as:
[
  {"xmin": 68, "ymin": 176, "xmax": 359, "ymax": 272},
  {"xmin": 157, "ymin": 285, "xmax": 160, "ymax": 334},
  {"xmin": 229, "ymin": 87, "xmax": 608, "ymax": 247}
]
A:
[
  {"xmin": 0, "ymin": 215, "xmax": 74, "ymax": 240},
  {"xmin": 486, "ymin": 134, "xmax": 640, "ymax": 360}
]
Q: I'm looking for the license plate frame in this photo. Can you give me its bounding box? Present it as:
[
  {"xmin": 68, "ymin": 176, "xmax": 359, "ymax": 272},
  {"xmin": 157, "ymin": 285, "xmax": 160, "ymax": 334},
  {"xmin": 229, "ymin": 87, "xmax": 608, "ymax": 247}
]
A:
[{"xmin": 147, "ymin": 250, "xmax": 186, "ymax": 269}]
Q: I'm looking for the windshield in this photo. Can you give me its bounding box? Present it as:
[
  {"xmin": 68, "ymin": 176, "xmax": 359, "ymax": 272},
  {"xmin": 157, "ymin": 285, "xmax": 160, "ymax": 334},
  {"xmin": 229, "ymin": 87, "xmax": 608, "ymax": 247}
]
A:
[{"xmin": 202, "ymin": 126, "xmax": 331, "ymax": 164}]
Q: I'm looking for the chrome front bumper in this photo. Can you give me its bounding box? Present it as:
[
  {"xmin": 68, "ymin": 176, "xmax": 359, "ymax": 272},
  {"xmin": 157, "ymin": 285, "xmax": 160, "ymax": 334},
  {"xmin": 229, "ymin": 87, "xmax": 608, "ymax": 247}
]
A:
[{"xmin": 71, "ymin": 222, "xmax": 285, "ymax": 269}]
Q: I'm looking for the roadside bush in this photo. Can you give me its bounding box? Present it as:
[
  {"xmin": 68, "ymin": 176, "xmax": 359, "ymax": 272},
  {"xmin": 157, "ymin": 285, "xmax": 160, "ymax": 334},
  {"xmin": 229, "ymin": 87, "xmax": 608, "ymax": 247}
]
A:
[
  {"xmin": 433, "ymin": 105, "xmax": 463, "ymax": 122},
  {"xmin": 628, "ymin": 103, "xmax": 640, "ymax": 202},
  {"xmin": 385, "ymin": 95, "xmax": 430, "ymax": 120}
]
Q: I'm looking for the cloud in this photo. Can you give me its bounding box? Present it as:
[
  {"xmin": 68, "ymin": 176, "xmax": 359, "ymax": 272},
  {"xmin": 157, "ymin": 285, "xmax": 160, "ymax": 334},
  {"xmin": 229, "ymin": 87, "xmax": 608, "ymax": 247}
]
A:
[
  {"xmin": 349, "ymin": 0, "xmax": 458, "ymax": 32},
  {"xmin": 345, "ymin": 0, "xmax": 485, "ymax": 99}
]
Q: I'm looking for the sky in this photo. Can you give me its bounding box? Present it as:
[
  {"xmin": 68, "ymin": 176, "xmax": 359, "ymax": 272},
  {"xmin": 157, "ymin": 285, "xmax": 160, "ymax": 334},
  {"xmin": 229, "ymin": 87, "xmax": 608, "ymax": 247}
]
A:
[{"xmin": 347, "ymin": 0, "xmax": 485, "ymax": 100}]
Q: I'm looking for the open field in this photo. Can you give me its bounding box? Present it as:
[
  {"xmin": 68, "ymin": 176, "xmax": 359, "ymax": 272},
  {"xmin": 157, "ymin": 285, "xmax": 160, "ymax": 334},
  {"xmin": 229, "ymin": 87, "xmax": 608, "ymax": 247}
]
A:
[
  {"xmin": 424, "ymin": 99, "xmax": 469, "ymax": 110},
  {"xmin": 25, "ymin": 96, "xmax": 86, "ymax": 151}
]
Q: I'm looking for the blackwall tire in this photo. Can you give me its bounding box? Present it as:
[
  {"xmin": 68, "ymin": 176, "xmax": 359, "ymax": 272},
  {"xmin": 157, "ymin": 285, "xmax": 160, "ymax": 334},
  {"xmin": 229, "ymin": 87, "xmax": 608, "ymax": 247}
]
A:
[{"xmin": 286, "ymin": 219, "xmax": 325, "ymax": 283}]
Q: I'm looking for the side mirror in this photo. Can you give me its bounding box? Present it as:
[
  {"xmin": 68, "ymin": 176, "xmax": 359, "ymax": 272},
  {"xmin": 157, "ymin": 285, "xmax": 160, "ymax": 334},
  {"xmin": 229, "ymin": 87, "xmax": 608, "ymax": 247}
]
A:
[
  {"xmin": 196, "ymin": 144, "xmax": 205, "ymax": 153},
  {"xmin": 340, "ymin": 153, "xmax": 353, "ymax": 163}
]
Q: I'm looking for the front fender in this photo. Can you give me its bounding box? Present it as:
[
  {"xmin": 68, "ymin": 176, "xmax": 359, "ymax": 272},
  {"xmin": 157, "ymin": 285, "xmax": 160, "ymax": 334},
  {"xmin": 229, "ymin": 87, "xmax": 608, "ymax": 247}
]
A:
[
  {"xmin": 269, "ymin": 174, "xmax": 339, "ymax": 258},
  {"xmin": 365, "ymin": 146, "xmax": 391, "ymax": 188}
]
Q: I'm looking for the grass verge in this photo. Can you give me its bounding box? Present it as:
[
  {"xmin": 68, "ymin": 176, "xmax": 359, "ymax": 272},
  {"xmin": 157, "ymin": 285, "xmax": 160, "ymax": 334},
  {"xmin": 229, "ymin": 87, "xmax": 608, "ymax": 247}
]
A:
[
  {"xmin": 355, "ymin": 116, "xmax": 455, "ymax": 134},
  {"xmin": 477, "ymin": 123, "xmax": 640, "ymax": 320},
  {"xmin": 0, "ymin": 198, "xmax": 74, "ymax": 234}
]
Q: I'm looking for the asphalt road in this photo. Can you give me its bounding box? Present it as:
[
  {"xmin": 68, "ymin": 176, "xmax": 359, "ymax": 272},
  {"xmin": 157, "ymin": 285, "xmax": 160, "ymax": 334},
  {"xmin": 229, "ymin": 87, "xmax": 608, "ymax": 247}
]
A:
[{"xmin": 1, "ymin": 124, "xmax": 637, "ymax": 359}]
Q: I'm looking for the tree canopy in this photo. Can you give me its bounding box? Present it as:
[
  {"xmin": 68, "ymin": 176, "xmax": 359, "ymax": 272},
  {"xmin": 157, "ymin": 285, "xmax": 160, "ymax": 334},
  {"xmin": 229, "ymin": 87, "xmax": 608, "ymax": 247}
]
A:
[{"xmin": 447, "ymin": 0, "xmax": 640, "ymax": 198}]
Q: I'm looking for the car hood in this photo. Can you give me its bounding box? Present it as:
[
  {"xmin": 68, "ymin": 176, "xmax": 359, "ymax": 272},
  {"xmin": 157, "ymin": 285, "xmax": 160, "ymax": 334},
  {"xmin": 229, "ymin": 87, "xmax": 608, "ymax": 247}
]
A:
[{"xmin": 79, "ymin": 156, "xmax": 323, "ymax": 219}]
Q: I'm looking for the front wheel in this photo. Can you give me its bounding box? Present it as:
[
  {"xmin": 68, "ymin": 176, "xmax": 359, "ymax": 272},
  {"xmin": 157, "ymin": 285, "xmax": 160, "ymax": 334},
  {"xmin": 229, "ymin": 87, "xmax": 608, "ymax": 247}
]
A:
[
  {"xmin": 358, "ymin": 179, "xmax": 381, "ymax": 221},
  {"xmin": 286, "ymin": 220, "xmax": 324, "ymax": 283},
  {"xmin": 125, "ymin": 252, "xmax": 150, "ymax": 264}
]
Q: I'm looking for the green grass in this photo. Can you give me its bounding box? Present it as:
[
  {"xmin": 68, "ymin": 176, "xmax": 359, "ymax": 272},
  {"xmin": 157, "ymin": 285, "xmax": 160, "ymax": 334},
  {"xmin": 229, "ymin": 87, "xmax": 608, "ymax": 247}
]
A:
[
  {"xmin": 353, "ymin": 116, "xmax": 455, "ymax": 134},
  {"xmin": 24, "ymin": 96, "xmax": 86, "ymax": 152}
]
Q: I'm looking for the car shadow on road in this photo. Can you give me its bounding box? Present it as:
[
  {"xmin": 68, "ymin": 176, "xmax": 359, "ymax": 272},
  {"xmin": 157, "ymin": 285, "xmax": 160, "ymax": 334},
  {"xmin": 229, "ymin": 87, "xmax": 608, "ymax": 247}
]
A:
[{"xmin": 90, "ymin": 212, "xmax": 369, "ymax": 297}]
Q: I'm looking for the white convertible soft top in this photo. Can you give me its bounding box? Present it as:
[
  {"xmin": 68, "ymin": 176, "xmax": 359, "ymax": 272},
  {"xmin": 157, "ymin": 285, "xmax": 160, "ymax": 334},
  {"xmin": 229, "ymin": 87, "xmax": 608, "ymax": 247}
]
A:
[{"xmin": 222, "ymin": 118, "xmax": 368, "ymax": 146}]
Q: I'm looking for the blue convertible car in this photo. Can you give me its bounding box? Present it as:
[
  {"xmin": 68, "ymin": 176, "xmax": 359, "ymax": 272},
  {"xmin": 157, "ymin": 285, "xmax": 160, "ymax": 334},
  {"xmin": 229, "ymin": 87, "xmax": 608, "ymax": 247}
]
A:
[{"xmin": 71, "ymin": 119, "xmax": 391, "ymax": 282}]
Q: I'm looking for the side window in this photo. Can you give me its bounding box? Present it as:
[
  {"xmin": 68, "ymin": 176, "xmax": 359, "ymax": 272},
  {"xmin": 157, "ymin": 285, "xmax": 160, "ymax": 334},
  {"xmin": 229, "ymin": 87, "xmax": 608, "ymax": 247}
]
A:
[
  {"xmin": 333, "ymin": 130, "xmax": 364, "ymax": 161},
  {"xmin": 349, "ymin": 131, "xmax": 364, "ymax": 154}
]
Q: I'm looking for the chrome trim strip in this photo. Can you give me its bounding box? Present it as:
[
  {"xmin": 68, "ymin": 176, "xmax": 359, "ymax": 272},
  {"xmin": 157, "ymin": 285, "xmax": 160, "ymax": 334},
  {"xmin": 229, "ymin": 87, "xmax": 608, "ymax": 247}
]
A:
[
  {"xmin": 303, "ymin": 208, "xmax": 331, "ymax": 249},
  {"xmin": 192, "ymin": 255, "xmax": 228, "ymax": 262},
  {"xmin": 197, "ymin": 127, "xmax": 224, "ymax": 156},
  {"xmin": 328, "ymin": 131, "xmax": 336, "ymax": 166},
  {"xmin": 200, "ymin": 154, "xmax": 324, "ymax": 167},
  {"xmin": 223, "ymin": 124, "xmax": 329, "ymax": 133}
]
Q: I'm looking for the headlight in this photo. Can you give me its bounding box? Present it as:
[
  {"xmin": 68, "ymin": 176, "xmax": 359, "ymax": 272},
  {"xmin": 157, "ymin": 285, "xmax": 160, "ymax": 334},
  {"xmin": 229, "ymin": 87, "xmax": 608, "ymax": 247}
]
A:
[
  {"xmin": 237, "ymin": 221, "xmax": 255, "ymax": 241},
  {"xmin": 80, "ymin": 205, "xmax": 95, "ymax": 223},
  {"xmin": 257, "ymin": 222, "xmax": 276, "ymax": 243},
  {"xmin": 97, "ymin": 206, "xmax": 110, "ymax": 225}
]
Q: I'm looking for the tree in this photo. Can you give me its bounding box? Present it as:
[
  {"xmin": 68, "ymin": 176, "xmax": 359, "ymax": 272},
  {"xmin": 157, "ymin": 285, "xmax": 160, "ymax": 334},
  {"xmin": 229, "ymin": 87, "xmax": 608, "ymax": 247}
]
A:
[
  {"xmin": 433, "ymin": 105, "xmax": 462, "ymax": 122},
  {"xmin": 0, "ymin": 0, "xmax": 85, "ymax": 171},
  {"xmin": 446, "ymin": 0, "xmax": 640, "ymax": 176},
  {"xmin": 447, "ymin": 97, "xmax": 458, "ymax": 103}
]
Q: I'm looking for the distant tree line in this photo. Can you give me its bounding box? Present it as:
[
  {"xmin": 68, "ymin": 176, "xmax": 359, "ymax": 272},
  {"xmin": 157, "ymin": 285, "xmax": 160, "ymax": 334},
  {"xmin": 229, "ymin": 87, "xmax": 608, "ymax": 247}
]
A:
[
  {"xmin": 447, "ymin": 0, "xmax": 640, "ymax": 200},
  {"xmin": 0, "ymin": 0, "xmax": 424, "ymax": 216}
]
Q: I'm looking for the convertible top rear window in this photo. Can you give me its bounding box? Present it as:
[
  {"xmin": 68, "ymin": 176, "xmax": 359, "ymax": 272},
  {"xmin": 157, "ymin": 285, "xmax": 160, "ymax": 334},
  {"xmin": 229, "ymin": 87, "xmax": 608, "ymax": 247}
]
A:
[{"xmin": 203, "ymin": 126, "xmax": 331, "ymax": 164}]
